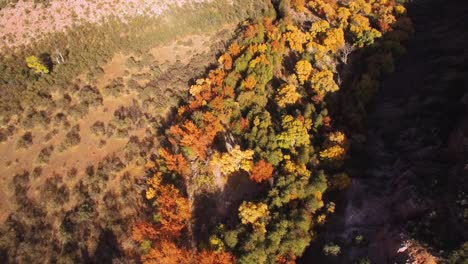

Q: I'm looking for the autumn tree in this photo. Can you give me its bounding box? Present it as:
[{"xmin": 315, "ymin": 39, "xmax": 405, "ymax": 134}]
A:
[
  {"xmin": 310, "ymin": 70, "xmax": 339, "ymax": 96},
  {"xmin": 323, "ymin": 28, "xmax": 345, "ymax": 52},
  {"xmin": 291, "ymin": 0, "xmax": 306, "ymax": 12},
  {"xmin": 243, "ymin": 75, "xmax": 257, "ymax": 90},
  {"xmin": 210, "ymin": 145, "xmax": 254, "ymax": 178},
  {"xmin": 283, "ymin": 25, "xmax": 309, "ymax": 52},
  {"xmin": 142, "ymin": 240, "xmax": 191, "ymax": 264},
  {"xmin": 155, "ymin": 184, "xmax": 191, "ymax": 237},
  {"xmin": 295, "ymin": 60, "xmax": 313, "ymax": 84},
  {"xmin": 26, "ymin": 55, "xmax": 49, "ymax": 74},
  {"xmin": 239, "ymin": 201, "xmax": 269, "ymax": 233},
  {"xmin": 249, "ymin": 160, "xmax": 274, "ymax": 183},
  {"xmin": 219, "ymin": 53, "xmax": 233, "ymax": 70},
  {"xmin": 275, "ymin": 84, "xmax": 301, "ymax": 107},
  {"xmin": 277, "ymin": 115, "xmax": 311, "ymax": 151}
]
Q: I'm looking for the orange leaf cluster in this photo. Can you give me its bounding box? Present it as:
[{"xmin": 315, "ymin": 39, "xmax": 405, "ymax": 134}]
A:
[
  {"xmin": 249, "ymin": 160, "xmax": 274, "ymax": 183},
  {"xmin": 244, "ymin": 24, "xmax": 258, "ymax": 39},
  {"xmin": 243, "ymin": 75, "xmax": 257, "ymax": 90},
  {"xmin": 142, "ymin": 241, "xmax": 191, "ymax": 264},
  {"xmin": 132, "ymin": 222, "xmax": 158, "ymax": 242},
  {"xmin": 219, "ymin": 53, "xmax": 233, "ymax": 70},
  {"xmin": 157, "ymin": 184, "xmax": 191, "ymax": 238},
  {"xmin": 159, "ymin": 148, "xmax": 189, "ymax": 177},
  {"xmin": 228, "ymin": 43, "xmax": 241, "ymax": 57}
]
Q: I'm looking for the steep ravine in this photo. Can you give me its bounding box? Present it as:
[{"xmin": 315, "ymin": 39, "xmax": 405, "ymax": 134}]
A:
[{"xmin": 301, "ymin": 0, "xmax": 468, "ymax": 263}]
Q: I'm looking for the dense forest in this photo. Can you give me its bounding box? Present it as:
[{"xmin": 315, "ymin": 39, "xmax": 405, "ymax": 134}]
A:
[{"xmin": 0, "ymin": 0, "xmax": 467, "ymax": 263}]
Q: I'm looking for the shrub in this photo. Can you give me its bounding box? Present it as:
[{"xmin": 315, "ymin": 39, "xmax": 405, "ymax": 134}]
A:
[
  {"xmin": 37, "ymin": 145, "xmax": 54, "ymax": 164},
  {"xmin": 90, "ymin": 121, "xmax": 106, "ymax": 136},
  {"xmin": 323, "ymin": 243, "xmax": 341, "ymax": 256},
  {"xmin": 59, "ymin": 125, "xmax": 81, "ymax": 151},
  {"xmin": 16, "ymin": 132, "xmax": 33, "ymax": 149}
]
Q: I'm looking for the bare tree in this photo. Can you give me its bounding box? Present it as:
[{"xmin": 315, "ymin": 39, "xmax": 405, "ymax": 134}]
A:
[
  {"xmin": 54, "ymin": 49, "xmax": 66, "ymax": 65},
  {"xmin": 338, "ymin": 43, "xmax": 355, "ymax": 64}
]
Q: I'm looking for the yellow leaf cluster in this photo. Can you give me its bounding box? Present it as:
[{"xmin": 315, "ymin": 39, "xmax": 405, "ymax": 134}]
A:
[
  {"xmin": 295, "ymin": 60, "xmax": 313, "ymax": 85},
  {"xmin": 210, "ymin": 145, "xmax": 254, "ymax": 176},
  {"xmin": 190, "ymin": 78, "xmax": 211, "ymax": 97},
  {"xmin": 284, "ymin": 25, "xmax": 309, "ymax": 52},
  {"xmin": 238, "ymin": 201, "xmax": 269, "ymax": 233},
  {"xmin": 349, "ymin": 0, "xmax": 373, "ymax": 15},
  {"xmin": 328, "ymin": 131, "xmax": 346, "ymax": 144},
  {"xmin": 291, "ymin": 0, "xmax": 306, "ymax": 13},
  {"xmin": 308, "ymin": 0, "xmax": 336, "ymax": 19},
  {"xmin": 323, "ymin": 28, "xmax": 345, "ymax": 52},
  {"xmin": 26, "ymin": 55, "xmax": 49, "ymax": 74},
  {"xmin": 319, "ymin": 145, "xmax": 345, "ymax": 160},
  {"xmin": 349, "ymin": 14, "xmax": 371, "ymax": 36},
  {"xmin": 394, "ymin": 4, "xmax": 406, "ymax": 15},
  {"xmin": 327, "ymin": 202, "xmax": 336, "ymax": 213},
  {"xmin": 283, "ymin": 158, "xmax": 310, "ymax": 178},
  {"xmin": 306, "ymin": 41, "xmax": 328, "ymax": 63},
  {"xmin": 337, "ymin": 7, "xmax": 351, "ymax": 28},
  {"xmin": 275, "ymin": 84, "xmax": 302, "ymax": 108},
  {"xmin": 311, "ymin": 70, "xmax": 339, "ymax": 95},
  {"xmin": 146, "ymin": 173, "xmax": 162, "ymax": 200},
  {"xmin": 249, "ymin": 54, "xmax": 270, "ymax": 69},
  {"xmin": 310, "ymin": 20, "xmax": 330, "ymax": 38}
]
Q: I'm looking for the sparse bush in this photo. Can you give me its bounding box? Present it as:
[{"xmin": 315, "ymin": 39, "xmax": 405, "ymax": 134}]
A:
[
  {"xmin": 78, "ymin": 85, "xmax": 103, "ymax": 107},
  {"xmin": 67, "ymin": 167, "xmax": 78, "ymax": 179},
  {"xmin": 323, "ymin": 243, "xmax": 341, "ymax": 256},
  {"xmin": 44, "ymin": 128, "xmax": 59, "ymax": 141},
  {"xmin": 37, "ymin": 145, "xmax": 54, "ymax": 164},
  {"xmin": 32, "ymin": 166, "xmax": 43, "ymax": 178},
  {"xmin": 90, "ymin": 121, "xmax": 106, "ymax": 136},
  {"xmin": 16, "ymin": 132, "xmax": 33, "ymax": 149},
  {"xmin": 98, "ymin": 139, "xmax": 107, "ymax": 148},
  {"xmin": 59, "ymin": 125, "xmax": 81, "ymax": 151},
  {"xmin": 103, "ymin": 78, "xmax": 125, "ymax": 97}
]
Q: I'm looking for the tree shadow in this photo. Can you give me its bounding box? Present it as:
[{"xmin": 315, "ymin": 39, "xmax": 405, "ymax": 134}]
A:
[
  {"xmin": 90, "ymin": 229, "xmax": 122, "ymax": 264},
  {"xmin": 193, "ymin": 171, "xmax": 267, "ymax": 243}
]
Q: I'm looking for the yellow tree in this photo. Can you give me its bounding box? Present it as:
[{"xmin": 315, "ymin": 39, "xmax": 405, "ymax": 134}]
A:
[
  {"xmin": 295, "ymin": 60, "xmax": 313, "ymax": 85},
  {"xmin": 291, "ymin": 0, "xmax": 306, "ymax": 12},
  {"xmin": 276, "ymin": 84, "xmax": 302, "ymax": 108},
  {"xmin": 320, "ymin": 145, "xmax": 345, "ymax": 160},
  {"xmin": 283, "ymin": 25, "xmax": 309, "ymax": 52},
  {"xmin": 277, "ymin": 115, "xmax": 311, "ymax": 151},
  {"xmin": 310, "ymin": 20, "xmax": 330, "ymax": 38},
  {"xmin": 323, "ymin": 28, "xmax": 345, "ymax": 52},
  {"xmin": 283, "ymin": 155, "xmax": 310, "ymax": 178},
  {"xmin": 238, "ymin": 201, "xmax": 269, "ymax": 233},
  {"xmin": 337, "ymin": 7, "xmax": 351, "ymax": 28},
  {"xmin": 210, "ymin": 145, "xmax": 254, "ymax": 177},
  {"xmin": 311, "ymin": 70, "xmax": 339, "ymax": 96},
  {"xmin": 308, "ymin": 0, "xmax": 337, "ymax": 20},
  {"xmin": 349, "ymin": 0, "xmax": 372, "ymax": 15},
  {"xmin": 26, "ymin": 56, "xmax": 49, "ymax": 74}
]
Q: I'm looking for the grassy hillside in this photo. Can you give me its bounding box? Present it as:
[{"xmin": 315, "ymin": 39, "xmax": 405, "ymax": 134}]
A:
[{"xmin": 0, "ymin": 0, "xmax": 271, "ymax": 262}]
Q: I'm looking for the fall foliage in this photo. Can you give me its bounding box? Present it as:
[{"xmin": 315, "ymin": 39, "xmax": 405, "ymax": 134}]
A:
[
  {"xmin": 134, "ymin": 1, "xmax": 413, "ymax": 263},
  {"xmin": 25, "ymin": 55, "xmax": 49, "ymax": 74},
  {"xmin": 249, "ymin": 160, "xmax": 274, "ymax": 183}
]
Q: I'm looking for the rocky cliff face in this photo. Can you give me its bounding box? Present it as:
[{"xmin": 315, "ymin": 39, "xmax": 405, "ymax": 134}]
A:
[{"xmin": 301, "ymin": 0, "xmax": 468, "ymax": 263}]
